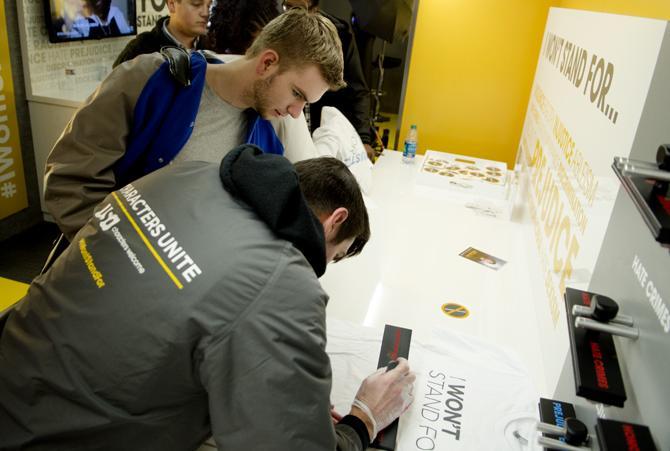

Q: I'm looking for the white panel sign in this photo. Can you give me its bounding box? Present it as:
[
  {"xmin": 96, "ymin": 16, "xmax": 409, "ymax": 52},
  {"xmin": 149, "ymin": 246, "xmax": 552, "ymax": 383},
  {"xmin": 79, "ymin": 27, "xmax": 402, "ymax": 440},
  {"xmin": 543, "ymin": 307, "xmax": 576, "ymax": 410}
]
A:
[{"xmin": 515, "ymin": 7, "xmax": 668, "ymax": 391}]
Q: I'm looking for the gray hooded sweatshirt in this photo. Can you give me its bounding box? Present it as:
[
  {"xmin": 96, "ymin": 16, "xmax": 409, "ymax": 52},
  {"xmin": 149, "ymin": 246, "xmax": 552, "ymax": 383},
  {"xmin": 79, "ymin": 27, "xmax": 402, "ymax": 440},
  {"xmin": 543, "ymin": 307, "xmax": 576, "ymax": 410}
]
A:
[{"xmin": 0, "ymin": 146, "xmax": 366, "ymax": 450}]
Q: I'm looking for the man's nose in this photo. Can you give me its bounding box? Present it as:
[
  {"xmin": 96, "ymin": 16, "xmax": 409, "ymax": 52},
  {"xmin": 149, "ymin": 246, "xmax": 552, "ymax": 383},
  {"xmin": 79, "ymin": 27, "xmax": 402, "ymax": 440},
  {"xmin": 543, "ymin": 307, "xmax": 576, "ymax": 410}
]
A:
[{"xmin": 287, "ymin": 100, "xmax": 306, "ymax": 119}]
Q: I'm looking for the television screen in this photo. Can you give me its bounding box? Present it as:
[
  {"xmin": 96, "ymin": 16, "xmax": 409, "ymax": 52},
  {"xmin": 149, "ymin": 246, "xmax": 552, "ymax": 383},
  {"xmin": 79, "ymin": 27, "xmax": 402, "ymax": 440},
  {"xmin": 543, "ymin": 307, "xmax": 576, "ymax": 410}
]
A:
[{"xmin": 44, "ymin": 0, "xmax": 137, "ymax": 43}]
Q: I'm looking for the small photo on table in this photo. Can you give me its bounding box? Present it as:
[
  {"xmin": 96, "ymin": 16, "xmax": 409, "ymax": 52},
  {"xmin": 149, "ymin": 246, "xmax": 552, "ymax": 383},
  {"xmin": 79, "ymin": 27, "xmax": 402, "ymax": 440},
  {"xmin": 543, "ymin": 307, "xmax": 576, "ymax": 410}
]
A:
[{"xmin": 459, "ymin": 246, "xmax": 507, "ymax": 270}]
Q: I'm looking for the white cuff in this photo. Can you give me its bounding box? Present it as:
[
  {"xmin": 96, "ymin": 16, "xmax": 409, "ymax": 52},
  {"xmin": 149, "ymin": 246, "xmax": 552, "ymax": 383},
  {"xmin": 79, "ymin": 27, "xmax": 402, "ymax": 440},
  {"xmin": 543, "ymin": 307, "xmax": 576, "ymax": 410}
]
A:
[{"xmin": 352, "ymin": 398, "xmax": 378, "ymax": 439}]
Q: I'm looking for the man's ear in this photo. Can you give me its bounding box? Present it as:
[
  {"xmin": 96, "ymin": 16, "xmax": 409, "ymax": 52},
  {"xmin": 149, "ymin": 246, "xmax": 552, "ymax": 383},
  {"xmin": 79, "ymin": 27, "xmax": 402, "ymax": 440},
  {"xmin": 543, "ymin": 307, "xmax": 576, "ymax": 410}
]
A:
[
  {"xmin": 322, "ymin": 207, "xmax": 349, "ymax": 238},
  {"xmin": 166, "ymin": 0, "xmax": 177, "ymax": 14},
  {"xmin": 255, "ymin": 49, "xmax": 280, "ymax": 76}
]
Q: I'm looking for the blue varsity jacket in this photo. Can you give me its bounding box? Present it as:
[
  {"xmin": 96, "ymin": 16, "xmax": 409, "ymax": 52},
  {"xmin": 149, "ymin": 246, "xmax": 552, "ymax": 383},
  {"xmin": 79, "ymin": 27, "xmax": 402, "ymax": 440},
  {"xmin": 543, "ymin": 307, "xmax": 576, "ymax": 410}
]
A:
[{"xmin": 113, "ymin": 50, "xmax": 284, "ymax": 186}]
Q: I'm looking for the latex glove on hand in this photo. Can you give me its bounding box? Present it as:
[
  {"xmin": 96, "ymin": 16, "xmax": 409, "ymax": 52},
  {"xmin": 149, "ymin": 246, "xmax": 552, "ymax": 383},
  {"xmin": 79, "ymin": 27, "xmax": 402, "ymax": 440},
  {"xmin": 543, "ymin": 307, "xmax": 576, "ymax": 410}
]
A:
[{"xmin": 349, "ymin": 357, "xmax": 415, "ymax": 439}]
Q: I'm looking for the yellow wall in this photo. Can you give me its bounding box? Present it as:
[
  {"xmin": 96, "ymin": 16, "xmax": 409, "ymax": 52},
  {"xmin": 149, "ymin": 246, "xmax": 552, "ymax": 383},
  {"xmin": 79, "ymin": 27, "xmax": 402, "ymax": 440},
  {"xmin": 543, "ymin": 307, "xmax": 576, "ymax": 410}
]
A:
[
  {"xmin": 399, "ymin": 0, "xmax": 558, "ymax": 167},
  {"xmin": 558, "ymin": 0, "xmax": 670, "ymax": 20},
  {"xmin": 400, "ymin": 0, "xmax": 670, "ymax": 167}
]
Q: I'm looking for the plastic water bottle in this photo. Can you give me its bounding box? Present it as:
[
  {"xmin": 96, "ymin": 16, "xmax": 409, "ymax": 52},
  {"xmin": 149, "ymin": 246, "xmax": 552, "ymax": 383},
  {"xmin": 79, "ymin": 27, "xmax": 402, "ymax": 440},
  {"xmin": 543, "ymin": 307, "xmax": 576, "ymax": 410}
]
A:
[{"xmin": 402, "ymin": 124, "xmax": 418, "ymax": 163}]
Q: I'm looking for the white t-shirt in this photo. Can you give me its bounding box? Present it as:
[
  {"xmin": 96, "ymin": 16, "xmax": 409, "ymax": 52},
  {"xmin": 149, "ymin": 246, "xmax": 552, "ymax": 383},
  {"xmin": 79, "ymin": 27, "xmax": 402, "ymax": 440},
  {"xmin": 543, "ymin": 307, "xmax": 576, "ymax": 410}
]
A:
[
  {"xmin": 273, "ymin": 108, "xmax": 373, "ymax": 194},
  {"xmin": 327, "ymin": 319, "xmax": 542, "ymax": 450}
]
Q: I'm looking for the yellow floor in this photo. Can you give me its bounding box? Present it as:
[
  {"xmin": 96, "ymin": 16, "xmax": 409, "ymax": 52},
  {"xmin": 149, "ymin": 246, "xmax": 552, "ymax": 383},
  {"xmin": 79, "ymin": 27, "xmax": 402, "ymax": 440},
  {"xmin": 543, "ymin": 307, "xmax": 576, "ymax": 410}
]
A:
[{"xmin": 0, "ymin": 277, "xmax": 28, "ymax": 311}]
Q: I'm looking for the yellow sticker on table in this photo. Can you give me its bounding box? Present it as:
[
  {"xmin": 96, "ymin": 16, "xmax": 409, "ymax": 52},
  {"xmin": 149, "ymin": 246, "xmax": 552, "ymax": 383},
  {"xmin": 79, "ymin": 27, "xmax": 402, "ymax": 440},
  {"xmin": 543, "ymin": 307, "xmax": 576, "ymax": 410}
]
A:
[
  {"xmin": 441, "ymin": 303, "xmax": 470, "ymax": 319},
  {"xmin": 0, "ymin": 0, "xmax": 29, "ymax": 221}
]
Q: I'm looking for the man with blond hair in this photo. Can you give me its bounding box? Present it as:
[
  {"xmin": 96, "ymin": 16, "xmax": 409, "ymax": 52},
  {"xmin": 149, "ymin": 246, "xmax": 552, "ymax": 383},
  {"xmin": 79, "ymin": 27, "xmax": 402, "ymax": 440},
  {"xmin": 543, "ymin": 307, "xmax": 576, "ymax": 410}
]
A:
[{"xmin": 44, "ymin": 8, "xmax": 346, "ymax": 253}]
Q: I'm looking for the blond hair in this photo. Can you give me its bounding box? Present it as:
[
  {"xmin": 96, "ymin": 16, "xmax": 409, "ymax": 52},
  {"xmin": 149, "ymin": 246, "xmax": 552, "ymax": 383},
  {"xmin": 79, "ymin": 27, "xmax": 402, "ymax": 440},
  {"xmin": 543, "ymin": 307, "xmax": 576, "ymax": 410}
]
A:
[{"xmin": 247, "ymin": 8, "xmax": 345, "ymax": 90}]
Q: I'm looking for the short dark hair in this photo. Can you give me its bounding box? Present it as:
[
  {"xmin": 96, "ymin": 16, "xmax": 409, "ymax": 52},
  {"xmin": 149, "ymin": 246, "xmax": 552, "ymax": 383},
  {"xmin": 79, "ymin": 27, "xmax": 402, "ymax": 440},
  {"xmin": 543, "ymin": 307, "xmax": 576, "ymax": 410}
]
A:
[
  {"xmin": 295, "ymin": 157, "xmax": 370, "ymax": 259},
  {"xmin": 206, "ymin": 0, "xmax": 282, "ymax": 54}
]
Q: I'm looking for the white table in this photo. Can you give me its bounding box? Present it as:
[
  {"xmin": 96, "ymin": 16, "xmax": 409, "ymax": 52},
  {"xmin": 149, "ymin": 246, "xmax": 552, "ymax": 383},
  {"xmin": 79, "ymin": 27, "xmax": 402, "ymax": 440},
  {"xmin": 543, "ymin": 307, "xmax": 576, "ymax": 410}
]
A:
[{"xmin": 321, "ymin": 150, "xmax": 548, "ymax": 395}]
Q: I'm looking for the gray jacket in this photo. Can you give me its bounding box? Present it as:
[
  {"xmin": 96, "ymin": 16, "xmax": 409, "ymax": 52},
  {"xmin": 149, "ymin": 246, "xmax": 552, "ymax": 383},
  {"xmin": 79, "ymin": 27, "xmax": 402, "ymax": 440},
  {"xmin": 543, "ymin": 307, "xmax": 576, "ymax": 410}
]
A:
[
  {"xmin": 1, "ymin": 148, "xmax": 364, "ymax": 450},
  {"xmin": 44, "ymin": 53, "xmax": 165, "ymax": 242}
]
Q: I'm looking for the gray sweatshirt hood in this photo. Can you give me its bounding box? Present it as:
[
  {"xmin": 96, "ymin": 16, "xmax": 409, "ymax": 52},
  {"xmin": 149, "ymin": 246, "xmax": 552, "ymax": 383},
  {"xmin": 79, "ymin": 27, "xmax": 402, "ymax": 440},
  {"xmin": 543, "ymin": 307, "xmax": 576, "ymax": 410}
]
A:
[{"xmin": 220, "ymin": 145, "xmax": 327, "ymax": 277}]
